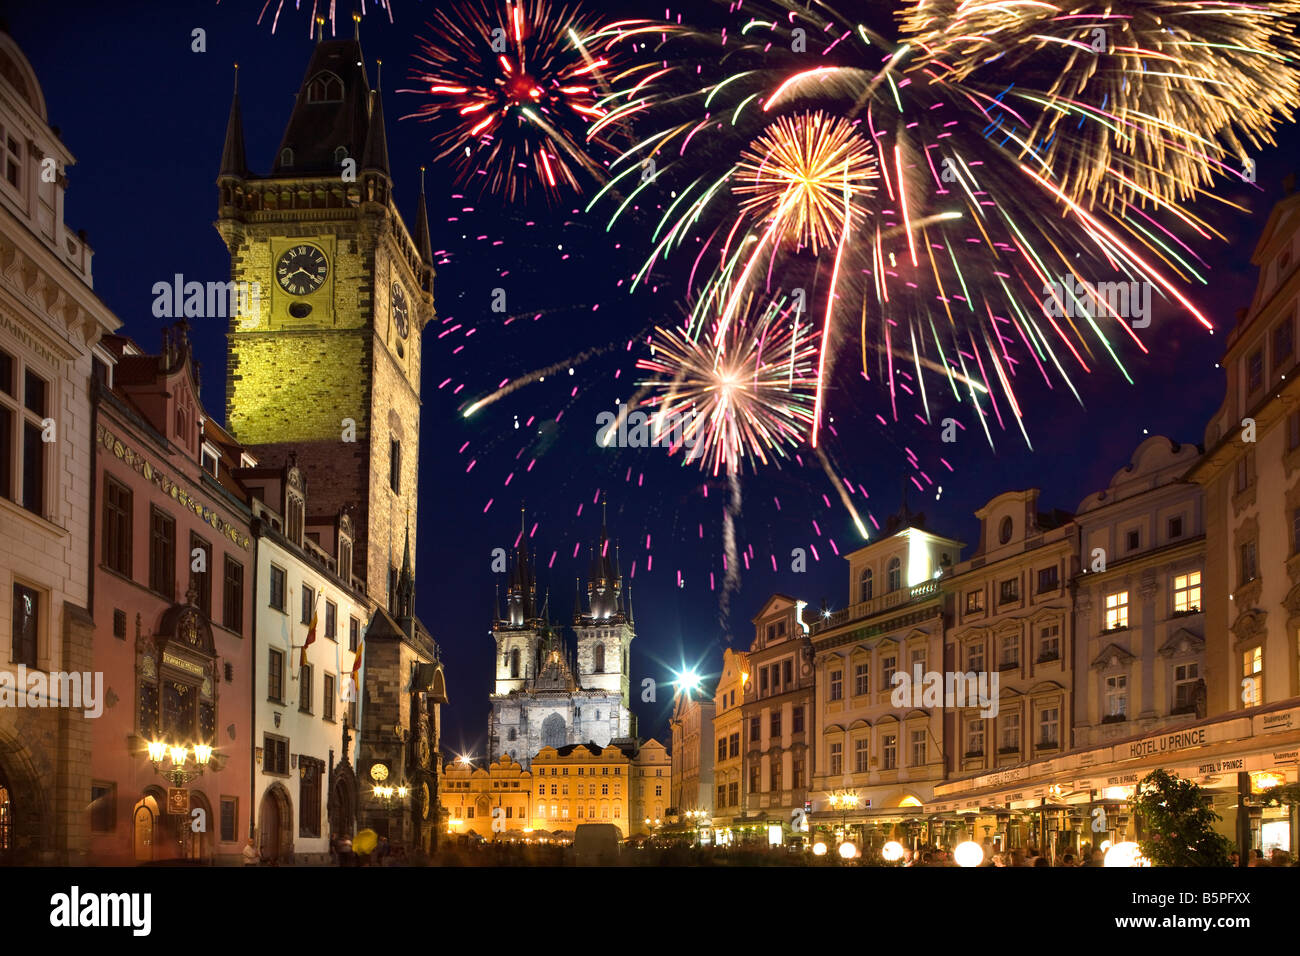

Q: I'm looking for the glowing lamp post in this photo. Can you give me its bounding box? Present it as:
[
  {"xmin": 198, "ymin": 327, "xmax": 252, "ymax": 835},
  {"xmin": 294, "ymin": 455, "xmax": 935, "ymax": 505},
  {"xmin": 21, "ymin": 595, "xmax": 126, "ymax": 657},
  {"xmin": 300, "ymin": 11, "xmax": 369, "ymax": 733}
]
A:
[
  {"xmin": 953, "ymin": 840, "xmax": 984, "ymax": 868},
  {"xmin": 146, "ymin": 739, "xmax": 215, "ymax": 787}
]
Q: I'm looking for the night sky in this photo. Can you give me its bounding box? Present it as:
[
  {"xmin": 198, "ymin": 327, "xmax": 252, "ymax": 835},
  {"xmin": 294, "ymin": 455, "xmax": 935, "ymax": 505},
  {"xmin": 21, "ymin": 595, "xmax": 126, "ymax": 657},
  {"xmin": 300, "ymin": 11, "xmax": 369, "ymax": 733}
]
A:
[{"xmin": 8, "ymin": 0, "xmax": 1299, "ymax": 757}]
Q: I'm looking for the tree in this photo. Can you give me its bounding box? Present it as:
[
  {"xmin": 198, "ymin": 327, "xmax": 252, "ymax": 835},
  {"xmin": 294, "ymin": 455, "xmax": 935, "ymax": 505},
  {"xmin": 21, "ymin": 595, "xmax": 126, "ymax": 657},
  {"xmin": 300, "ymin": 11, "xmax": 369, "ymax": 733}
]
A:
[{"xmin": 1133, "ymin": 769, "xmax": 1233, "ymax": 866}]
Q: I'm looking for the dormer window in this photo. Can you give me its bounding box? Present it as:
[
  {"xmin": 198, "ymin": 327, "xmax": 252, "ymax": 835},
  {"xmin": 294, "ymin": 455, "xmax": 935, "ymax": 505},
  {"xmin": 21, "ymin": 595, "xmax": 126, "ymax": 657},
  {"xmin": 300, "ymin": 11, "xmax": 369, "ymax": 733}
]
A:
[
  {"xmin": 280, "ymin": 148, "xmax": 294, "ymax": 168},
  {"xmin": 998, "ymin": 516, "xmax": 1013, "ymax": 545},
  {"xmin": 201, "ymin": 446, "xmax": 219, "ymax": 477},
  {"xmin": 306, "ymin": 72, "xmax": 344, "ymax": 103}
]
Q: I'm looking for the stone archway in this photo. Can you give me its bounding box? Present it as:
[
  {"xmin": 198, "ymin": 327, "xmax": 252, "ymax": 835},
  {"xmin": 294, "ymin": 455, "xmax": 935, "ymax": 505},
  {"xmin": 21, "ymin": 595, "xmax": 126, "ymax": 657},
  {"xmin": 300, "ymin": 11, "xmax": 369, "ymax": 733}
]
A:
[
  {"xmin": 131, "ymin": 793, "xmax": 160, "ymax": 863},
  {"xmin": 188, "ymin": 791, "xmax": 213, "ymax": 862},
  {"xmin": 329, "ymin": 765, "xmax": 357, "ymax": 839},
  {"xmin": 258, "ymin": 783, "xmax": 294, "ymax": 864},
  {"xmin": 0, "ymin": 727, "xmax": 52, "ymax": 865}
]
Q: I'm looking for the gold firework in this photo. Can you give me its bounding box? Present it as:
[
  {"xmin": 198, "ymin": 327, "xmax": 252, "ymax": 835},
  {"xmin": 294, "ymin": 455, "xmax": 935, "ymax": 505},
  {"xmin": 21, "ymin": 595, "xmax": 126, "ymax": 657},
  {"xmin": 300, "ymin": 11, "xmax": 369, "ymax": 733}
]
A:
[
  {"xmin": 734, "ymin": 111, "xmax": 879, "ymax": 253},
  {"xmin": 900, "ymin": 0, "xmax": 1300, "ymax": 210}
]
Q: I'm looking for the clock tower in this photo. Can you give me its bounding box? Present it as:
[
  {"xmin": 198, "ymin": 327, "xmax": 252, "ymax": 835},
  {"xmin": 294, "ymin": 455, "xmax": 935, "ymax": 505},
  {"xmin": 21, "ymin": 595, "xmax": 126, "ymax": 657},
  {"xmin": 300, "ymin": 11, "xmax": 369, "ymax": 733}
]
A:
[{"xmin": 215, "ymin": 33, "xmax": 435, "ymax": 607}]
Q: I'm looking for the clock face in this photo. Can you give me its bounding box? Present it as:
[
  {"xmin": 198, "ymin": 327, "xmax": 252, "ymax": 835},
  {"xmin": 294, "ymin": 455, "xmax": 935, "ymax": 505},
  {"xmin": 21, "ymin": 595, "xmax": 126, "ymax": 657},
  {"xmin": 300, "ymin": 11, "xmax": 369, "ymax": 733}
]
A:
[
  {"xmin": 276, "ymin": 244, "xmax": 329, "ymax": 296},
  {"xmin": 391, "ymin": 282, "xmax": 409, "ymax": 339}
]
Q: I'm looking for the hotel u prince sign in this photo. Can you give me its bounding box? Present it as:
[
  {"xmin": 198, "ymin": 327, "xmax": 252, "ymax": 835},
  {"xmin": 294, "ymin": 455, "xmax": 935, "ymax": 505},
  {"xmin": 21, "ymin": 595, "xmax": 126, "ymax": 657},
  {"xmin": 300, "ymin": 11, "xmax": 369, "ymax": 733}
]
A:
[
  {"xmin": 1124, "ymin": 727, "xmax": 1209, "ymax": 760},
  {"xmin": 97, "ymin": 423, "xmax": 250, "ymax": 550}
]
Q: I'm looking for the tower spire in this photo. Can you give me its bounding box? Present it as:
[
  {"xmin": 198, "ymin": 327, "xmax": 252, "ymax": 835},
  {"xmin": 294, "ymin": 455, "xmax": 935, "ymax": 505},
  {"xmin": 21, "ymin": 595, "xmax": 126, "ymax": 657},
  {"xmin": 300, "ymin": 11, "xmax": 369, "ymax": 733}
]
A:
[
  {"xmin": 415, "ymin": 165, "xmax": 435, "ymax": 268},
  {"xmin": 218, "ymin": 63, "xmax": 247, "ymax": 180}
]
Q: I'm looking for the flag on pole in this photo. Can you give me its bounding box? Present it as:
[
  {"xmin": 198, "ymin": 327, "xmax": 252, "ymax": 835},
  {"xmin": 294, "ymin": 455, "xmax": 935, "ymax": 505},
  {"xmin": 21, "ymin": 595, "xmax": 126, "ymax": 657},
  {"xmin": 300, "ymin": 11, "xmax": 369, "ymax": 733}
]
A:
[{"xmin": 300, "ymin": 594, "xmax": 320, "ymax": 668}]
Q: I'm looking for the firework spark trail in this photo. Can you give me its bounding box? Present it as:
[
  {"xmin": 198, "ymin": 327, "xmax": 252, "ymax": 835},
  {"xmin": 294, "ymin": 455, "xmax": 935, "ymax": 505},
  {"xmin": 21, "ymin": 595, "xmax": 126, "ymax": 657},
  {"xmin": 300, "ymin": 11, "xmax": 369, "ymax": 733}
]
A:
[
  {"xmin": 814, "ymin": 445, "xmax": 868, "ymax": 540},
  {"xmin": 719, "ymin": 472, "xmax": 742, "ymax": 636},
  {"xmin": 460, "ymin": 340, "xmax": 624, "ymax": 417}
]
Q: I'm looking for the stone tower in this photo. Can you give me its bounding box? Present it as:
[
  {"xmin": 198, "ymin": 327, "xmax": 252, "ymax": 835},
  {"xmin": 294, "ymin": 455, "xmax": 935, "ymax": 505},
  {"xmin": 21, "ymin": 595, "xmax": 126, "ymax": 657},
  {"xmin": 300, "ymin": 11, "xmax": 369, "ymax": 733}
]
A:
[
  {"xmin": 214, "ymin": 30, "xmax": 435, "ymax": 609},
  {"xmin": 493, "ymin": 512, "xmax": 544, "ymax": 696},
  {"xmin": 573, "ymin": 501, "xmax": 634, "ymax": 730}
]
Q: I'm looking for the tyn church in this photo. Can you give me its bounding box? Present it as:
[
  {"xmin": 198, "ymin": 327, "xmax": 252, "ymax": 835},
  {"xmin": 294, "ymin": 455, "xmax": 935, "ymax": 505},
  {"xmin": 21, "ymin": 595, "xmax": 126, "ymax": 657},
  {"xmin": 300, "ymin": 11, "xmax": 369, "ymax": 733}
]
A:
[{"xmin": 488, "ymin": 507, "xmax": 636, "ymax": 767}]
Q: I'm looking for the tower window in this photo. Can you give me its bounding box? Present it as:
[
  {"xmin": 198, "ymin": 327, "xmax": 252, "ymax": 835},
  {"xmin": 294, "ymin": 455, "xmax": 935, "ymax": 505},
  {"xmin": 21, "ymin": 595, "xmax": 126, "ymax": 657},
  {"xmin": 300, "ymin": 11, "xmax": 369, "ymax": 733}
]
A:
[
  {"xmin": 333, "ymin": 146, "xmax": 349, "ymax": 165},
  {"xmin": 593, "ymin": 643, "xmax": 605, "ymax": 673},
  {"xmin": 306, "ymin": 72, "xmax": 344, "ymax": 103},
  {"xmin": 280, "ymin": 148, "xmax": 294, "ymax": 168},
  {"xmin": 510, "ymin": 648, "xmax": 520, "ymax": 678},
  {"xmin": 389, "ymin": 440, "xmax": 401, "ymax": 494}
]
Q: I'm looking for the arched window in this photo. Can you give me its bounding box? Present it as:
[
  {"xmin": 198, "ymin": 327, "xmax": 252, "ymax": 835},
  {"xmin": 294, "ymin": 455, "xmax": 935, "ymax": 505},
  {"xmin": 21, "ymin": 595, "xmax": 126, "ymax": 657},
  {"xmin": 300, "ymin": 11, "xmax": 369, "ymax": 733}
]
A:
[
  {"xmin": 306, "ymin": 72, "xmax": 344, "ymax": 103},
  {"xmin": 510, "ymin": 648, "xmax": 520, "ymax": 679},
  {"xmin": 859, "ymin": 568, "xmax": 873, "ymax": 602},
  {"xmin": 887, "ymin": 557, "xmax": 902, "ymax": 592},
  {"xmin": 593, "ymin": 643, "xmax": 605, "ymax": 673},
  {"xmin": 542, "ymin": 713, "xmax": 565, "ymax": 750},
  {"xmin": 280, "ymin": 148, "xmax": 294, "ymax": 168},
  {"xmin": 507, "ymin": 728, "xmax": 517, "ymax": 741},
  {"xmin": 333, "ymin": 146, "xmax": 348, "ymax": 165}
]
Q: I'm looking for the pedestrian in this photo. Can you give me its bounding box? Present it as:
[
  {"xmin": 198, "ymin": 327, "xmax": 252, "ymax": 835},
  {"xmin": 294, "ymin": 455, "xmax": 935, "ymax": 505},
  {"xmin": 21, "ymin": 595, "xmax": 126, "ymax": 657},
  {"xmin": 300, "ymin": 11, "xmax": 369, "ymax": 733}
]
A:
[
  {"xmin": 1083, "ymin": 848, "xmax": 1104, "ymax": 867},
  {"xmin": 1033, "ymin": 855, "xmax": 1050, "ymax": 867},
  {"xmin": 1229, "ymin": 851, "xmax": 1240, "ymax": 867},
  {"xmin": 242, "ymin": 838, "xmax": 259, "ymax": 867},
  {"xmin": 338, "ymin": 834, "xmax": 353, "ymax": 867},
  {"xmin": 1248, "ymin": 849, "xmax": 1265, "ymax": 867},
  {"xmin": 1062, "ymin": 852, "xmax": 1076, "ymax": 867}
]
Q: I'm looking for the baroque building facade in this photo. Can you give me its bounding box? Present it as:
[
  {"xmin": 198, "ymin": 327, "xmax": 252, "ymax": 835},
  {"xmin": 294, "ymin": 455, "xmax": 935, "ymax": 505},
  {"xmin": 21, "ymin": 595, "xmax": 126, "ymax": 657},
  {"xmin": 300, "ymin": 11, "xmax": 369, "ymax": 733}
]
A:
[{"xmin": 0, "ymin": 29, "xmax": 121, "ymax": 865}]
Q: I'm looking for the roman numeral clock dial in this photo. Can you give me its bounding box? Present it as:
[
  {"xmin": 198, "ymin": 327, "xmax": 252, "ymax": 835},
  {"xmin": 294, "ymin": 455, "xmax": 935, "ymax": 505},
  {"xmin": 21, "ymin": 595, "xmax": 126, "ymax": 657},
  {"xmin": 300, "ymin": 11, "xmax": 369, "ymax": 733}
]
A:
[{"xmin": 275, "ymin": 244, "xmax": 329, "ymax": 296}]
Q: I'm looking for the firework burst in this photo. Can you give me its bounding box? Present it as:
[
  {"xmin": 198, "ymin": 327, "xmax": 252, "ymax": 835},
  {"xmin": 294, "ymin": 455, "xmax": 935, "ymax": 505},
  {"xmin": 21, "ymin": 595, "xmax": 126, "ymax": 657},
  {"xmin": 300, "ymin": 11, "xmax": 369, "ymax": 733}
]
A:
[
  {"xmin": 590, "ymin": 0, "xmax": 1295, "ymax": 465},
  {"xmin": 734, "ymin": 110, "xmax": 879, "ymax": 255},
  {"xmin": 402, "ymin": 0, "xmax": 645, "ymax": 201},
  {"xmin": 635, "ymin": 292, "xmax": 819, "ymax": 477},
  {"xmin": 898, "ymin": 0, "xmax": 1300, "ymax": 210}
]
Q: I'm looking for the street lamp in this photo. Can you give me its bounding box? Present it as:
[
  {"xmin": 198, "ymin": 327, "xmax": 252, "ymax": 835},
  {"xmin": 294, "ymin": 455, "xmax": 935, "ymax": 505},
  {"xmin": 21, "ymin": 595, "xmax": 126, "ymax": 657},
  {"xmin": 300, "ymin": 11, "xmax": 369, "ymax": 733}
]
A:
[
  {"xmin": 827, "ymin": 789, "xmax": 859, "ymax": 844},
  {"xmin": 146, "ymin": 739, "xmax": 215, "ymax": 786}
]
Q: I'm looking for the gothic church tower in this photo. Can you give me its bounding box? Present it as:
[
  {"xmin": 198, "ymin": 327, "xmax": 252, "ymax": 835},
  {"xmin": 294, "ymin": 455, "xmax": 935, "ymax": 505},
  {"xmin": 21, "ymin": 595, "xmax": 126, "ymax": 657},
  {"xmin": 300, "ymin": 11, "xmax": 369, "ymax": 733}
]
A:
[{"xmin": 214, "ymin": 26, "xmax": 435, "ymax": 608}]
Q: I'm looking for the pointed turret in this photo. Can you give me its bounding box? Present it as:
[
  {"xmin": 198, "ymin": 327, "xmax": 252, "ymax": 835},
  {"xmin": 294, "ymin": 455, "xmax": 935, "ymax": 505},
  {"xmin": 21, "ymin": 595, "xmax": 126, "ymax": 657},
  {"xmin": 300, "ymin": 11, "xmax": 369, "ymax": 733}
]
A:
[
  {"xmin": 583, "ymin": 496, "xmax": 623, "ymax": 621},
  {"xmin": 506, "ymin": 506, "xmax": 537, "ymax": 626},
  {"xmin": 396, "ymin": 513, "xmax": 414, "ymax": 622},
  {"xmin": 219, "ymin": 64, "xmax": 247, "ymax": 180},
  {"xmin": 361, "ymin": 88, "xmax": 390, "ymax": 178},
  {"xmin": 415, "ymin": 166, "xmax": 434, "ymax": 265}
]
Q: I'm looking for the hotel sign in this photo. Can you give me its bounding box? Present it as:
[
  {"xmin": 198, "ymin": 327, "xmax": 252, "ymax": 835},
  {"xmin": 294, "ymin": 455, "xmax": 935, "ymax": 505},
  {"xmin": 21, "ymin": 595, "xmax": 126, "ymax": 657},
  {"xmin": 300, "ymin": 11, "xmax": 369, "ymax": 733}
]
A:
[
  {"xmin": 98, "ymin": 423, "xmax": 250, "ymax": 550},
  {"xmin": 1123, "ymin": 727, "xmax": 1207, "ymax": 760}
]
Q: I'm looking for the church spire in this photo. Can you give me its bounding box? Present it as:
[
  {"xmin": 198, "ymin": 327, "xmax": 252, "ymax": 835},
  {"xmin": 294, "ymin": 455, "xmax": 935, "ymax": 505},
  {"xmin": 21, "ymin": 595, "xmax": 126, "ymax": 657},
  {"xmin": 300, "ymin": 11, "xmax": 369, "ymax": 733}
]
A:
[{"xmin": 218, "ymin": 64, "xmax": 247, "ymax": 180}]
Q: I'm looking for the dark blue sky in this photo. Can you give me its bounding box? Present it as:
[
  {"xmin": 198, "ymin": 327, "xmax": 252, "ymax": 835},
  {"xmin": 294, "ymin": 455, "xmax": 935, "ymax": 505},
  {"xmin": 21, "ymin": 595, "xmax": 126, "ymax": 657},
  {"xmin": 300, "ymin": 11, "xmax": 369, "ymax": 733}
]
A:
[{"xmin": 8, "ymin": 0, "xmax": 1298, "ymax": 756}]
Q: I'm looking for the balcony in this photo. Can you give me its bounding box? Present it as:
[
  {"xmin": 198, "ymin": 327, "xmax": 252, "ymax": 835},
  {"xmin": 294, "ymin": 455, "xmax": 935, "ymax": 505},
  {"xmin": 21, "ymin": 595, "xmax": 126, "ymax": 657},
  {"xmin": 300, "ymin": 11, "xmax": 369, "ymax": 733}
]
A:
[{"xmin": 811, "ymin": 580, "xmax": 940, "ymax": 635}]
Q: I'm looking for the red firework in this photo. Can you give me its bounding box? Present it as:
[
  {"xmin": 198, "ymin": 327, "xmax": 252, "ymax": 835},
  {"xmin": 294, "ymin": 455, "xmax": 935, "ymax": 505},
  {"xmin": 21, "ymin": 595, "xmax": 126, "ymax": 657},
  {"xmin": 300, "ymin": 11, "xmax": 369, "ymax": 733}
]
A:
[{"xmin": 401, "ymin": 0, "xmax": 639, "ymax": 201}]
